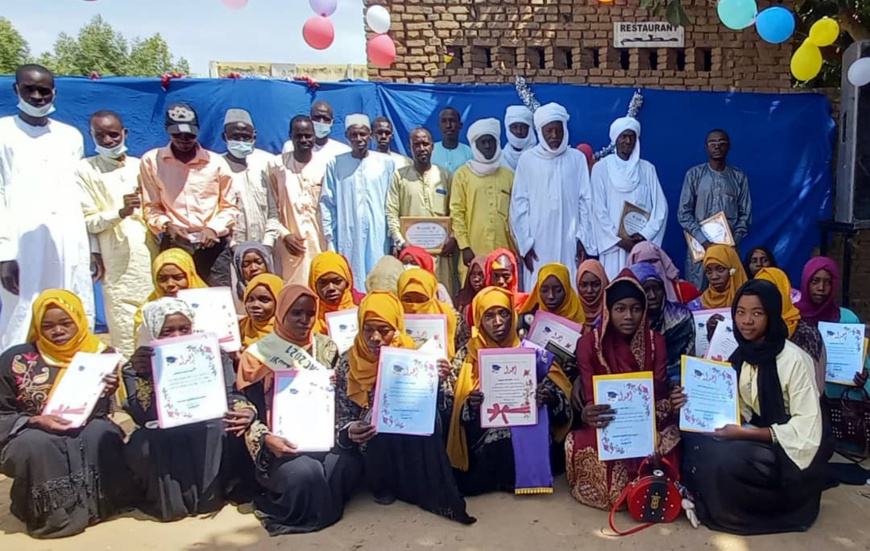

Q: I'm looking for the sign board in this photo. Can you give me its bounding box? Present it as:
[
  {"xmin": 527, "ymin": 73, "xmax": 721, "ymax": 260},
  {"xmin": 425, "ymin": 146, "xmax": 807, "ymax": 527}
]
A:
[{"xmin": 613, "ymin": 22, "xmax": 685, "ymax": 48}]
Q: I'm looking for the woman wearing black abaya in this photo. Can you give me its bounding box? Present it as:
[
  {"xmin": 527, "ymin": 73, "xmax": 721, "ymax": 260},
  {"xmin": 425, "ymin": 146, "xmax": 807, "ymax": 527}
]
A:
[{"xmin": 673, "ymin": 279, "xmax": 833, "ymax": 535}]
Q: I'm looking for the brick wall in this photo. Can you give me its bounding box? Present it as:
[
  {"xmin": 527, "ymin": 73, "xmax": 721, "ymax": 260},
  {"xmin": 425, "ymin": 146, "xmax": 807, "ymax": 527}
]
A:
[{"xmin": 364, "ymin": 0, "xmax": 794, "ymax": 92}]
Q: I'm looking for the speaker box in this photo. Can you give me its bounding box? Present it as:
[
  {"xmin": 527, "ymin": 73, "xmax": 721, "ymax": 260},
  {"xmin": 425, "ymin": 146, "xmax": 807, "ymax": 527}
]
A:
[{"xmin": 837, "ymin": 40, "xmax": 870, "ymax": 225}]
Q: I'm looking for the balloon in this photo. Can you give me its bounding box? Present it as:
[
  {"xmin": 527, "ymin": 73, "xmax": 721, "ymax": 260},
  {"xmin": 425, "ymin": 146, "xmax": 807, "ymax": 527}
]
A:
[
  {"xmin": 847, "ymin": 57, "xmax": 870, "ymax": 87},
  {"xmin": 222, "ymin": 0, "xmax": 249, "ymax": 8},
  {"xmin": 808, "ymin": 17, "xmax": 840, "ymax": 47},
  {"xmin": 366, "ymin": 5, "xmax": 392, "ymax": 34},
  {"xmin": 309, "ymin": 0, "xmax": 337, "ymax": 16},
  {"xmin": 303, "ymin": 16, "xmax": 335, "ymax": 50},
  {"xmin": 717, "ymin": 0, "xmax": 758, "ymax": 30},
  {"xmin": 755, "ymin": 7, "xmax": 794, "ymax": 43},
  {"xmin": 790, "ymin": 42, "xmax": 823, "ymax": 81},
  {"xmin": 576, "ymin": 144, "xmax": 595, "ymax": 166},
  {"xmin": 367, "ymin": 34, "xmax": 397, "ymax": 68}
]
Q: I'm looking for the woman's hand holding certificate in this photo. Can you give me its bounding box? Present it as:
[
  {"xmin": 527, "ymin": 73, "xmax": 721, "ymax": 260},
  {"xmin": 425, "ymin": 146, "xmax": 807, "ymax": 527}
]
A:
[{"xmin": 677, "ymin": 356, "xmax": 739, "ymax": 433}]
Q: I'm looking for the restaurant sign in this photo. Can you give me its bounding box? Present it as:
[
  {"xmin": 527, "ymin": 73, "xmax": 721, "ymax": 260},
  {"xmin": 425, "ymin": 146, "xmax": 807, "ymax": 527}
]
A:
[{"xmin": 613, "ymin": 22, "xmax": 685, "ymax": 48}]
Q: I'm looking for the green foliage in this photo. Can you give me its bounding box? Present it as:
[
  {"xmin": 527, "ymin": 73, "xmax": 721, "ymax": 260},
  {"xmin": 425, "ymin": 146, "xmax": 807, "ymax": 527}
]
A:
[{"xmin": 0, "ymin": 17, "xmax": 31, "ymax": 75}]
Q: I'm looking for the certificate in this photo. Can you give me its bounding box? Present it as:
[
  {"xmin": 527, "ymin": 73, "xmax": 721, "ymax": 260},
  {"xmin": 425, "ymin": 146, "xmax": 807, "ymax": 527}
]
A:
[
  {"xmin": 478, "ymin": 348, "xmax": 537, "ymax": 428},
  {"xmin": 326, "ymin": 308, "xmax": 358, "ymax": 354},
  {"xmin": 372, "ymin": 346, "xmax": 440, "ymax": 435},
  {"xmin": 679, "ymin": 355, "xmax": 739, "ymax": 433},
  {"xmin": 178, "ymin": 287, "xmax": 242, "ymax": 352},
  {"xmin": 405, "ymin": 314, "xmax": 448, "ymax": 357},
  {"xmin": 527, "ymin": 310, "xmax": 584, "ymax": 355},
  {"xmin": 685, "ymin": 212, "xmax": 735, "ymax": 262},
  {"xmin": 43, "ymin": 352, "xmax": 122, "ymax": 428},
  {"xmin": 401, "ymin": 216, "xmax": 451, "ymax": 254},
  {"xmin": 593, "ymin": 373, "xmax": 656, "ymax": 461},
  {"xmin": 151, "ymin": 333, "xmax": 227, "ymax": 429},
  {"xmin": 271, "ymin": 370, "xmax": 335, "ymax": 452},
  {"xmin": 691, "ymin": 308, "xmax": 731, "ymax": 358},
  {"xmin": 820, "ymin": 322, "xmax": 866, "ymax": 385},
  {"xmin": 704, "ymin": 318, "xmax": 738, "ymax": 362},
  {"xmin": 618, "ymin": 202, "xmax": 650, "ymax": 239}
]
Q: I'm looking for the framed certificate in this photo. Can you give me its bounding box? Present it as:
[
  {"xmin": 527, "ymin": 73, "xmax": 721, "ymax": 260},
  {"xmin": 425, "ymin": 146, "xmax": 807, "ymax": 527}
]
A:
[
  {"xmin": 819, "ymin": 322, "xmax": 866, "ymax": 385},
  {"xmin": 679, "ymin": 356, "xmax": 739, "ymax": 433},
  {"xmin": 178, "ymin": 287, "xmax": 242, "ymax": 352},
  {"xmin": 684, "ymin": 212, "xmax": 736, "ymax": 262},
  {"xmin": 691, "ymin": 308, "xmax": 731, "ymax": 358},
  {"xmin": 404, "ymin": 314, "xmax": 448, "ymax": 357},
  {"xmin": 401, "ymin": 216, "xmax": 451, "ymax": 254},
  {"xmin": 372, "ymin": 346, "xmax": 440, "ymax": 435},
  {"xmin": 593, "ymin": 372, "xmax": 656, "ymax": 461},
  {"xmin": 272, "ymin": 370, "xmax": 335, "ymax": 452},
  {"xmin": 478, "ymin": 348, "xmax": 538, "ymax": 428},
  {"xmin": 618, "ymin": 202, "xmax": 651, "ymax": 239},
  {"xmin": 43, "ymin": 352, "xmax": 122, "ymax": 428},
  {"xmin": 326, "ymin": 308, "xmax": 358, "ymax": 355},
  {"xmin": 527, "ymin": 310, "xmax": 584, "ymax": 355},
  {"xmin": 151, "ymin": 333, "xmax": 227, "ymax": 429}
]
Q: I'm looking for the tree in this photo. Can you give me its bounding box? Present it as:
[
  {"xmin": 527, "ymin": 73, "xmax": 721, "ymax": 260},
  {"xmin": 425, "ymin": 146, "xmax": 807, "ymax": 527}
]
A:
[
  {"xmin": 0, "ymin": 17, "xmax": 31, "ymax": 75},
  {"xmin": 127, "ymin": 34, "xmax": 190, "ymax": 77}
]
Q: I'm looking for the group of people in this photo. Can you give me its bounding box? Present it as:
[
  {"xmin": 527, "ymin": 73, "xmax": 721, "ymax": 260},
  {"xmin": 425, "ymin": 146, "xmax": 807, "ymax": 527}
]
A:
[{"xmin": 0, "ymin": 63, "xmax": 865, "ymax": 540}]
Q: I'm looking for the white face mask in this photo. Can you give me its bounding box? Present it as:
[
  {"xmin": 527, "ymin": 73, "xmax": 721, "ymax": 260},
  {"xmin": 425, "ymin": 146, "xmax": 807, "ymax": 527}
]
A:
[
  {"xmin": 17, "ymin": 96, "xmax": 56, "ymax": 118},
  {"xmin": 227, "ymin": 140, "xmax": 255, "ymax": 158},
  {"xmin": 94, "ymin": 140, "xmax": 128, "ymax": 160},
  {"xmin": 313, "ymin": 122, "xmax": 332, "ymax": 139}
]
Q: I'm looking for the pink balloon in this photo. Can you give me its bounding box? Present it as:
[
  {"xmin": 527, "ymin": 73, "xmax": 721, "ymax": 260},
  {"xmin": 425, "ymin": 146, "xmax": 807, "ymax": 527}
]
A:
[
  {"xmin": 303, "ymin": 16, "xmax": 335, "ymax": 50},
  {"xmin": 309, "ymin": 0, "xmax": 337, "ymax": 16},
  {"xmin": 576, "ymin": 143, "xmax": 595, "ymax": 166},
  {"xmin": 222, "ymin": 0, "xmax": 249, "ymax": 9},
  {"xmin": 367, "ymin": 34, "xmax": 396, "ymax": 68}
]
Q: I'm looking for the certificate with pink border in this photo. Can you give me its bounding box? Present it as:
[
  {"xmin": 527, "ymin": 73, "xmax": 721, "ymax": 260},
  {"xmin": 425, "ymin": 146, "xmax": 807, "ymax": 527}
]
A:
[
  {"xmin": 527, "ymin": 311, "xmax": 584, "ymax": 354},
  {"xmin": 593, "ymin": 372, "xmax": 656, "ymax": 461},
  {"xmin": 404, "ymin": 314, "xmax": 448, "ymax": 356},
  {"xmin": 478, "ymin": 348, "xmax": 537, "ymax": 428},
  {"xmin": 372, "ymin": 346, "xmax": 440, "ymax": 436}
]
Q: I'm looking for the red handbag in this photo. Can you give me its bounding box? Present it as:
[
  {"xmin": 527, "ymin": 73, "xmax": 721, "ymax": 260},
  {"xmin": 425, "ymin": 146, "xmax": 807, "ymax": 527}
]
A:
[{"xmin": 608, "ymin": 456, "xmax": 682, "ymax": 536}]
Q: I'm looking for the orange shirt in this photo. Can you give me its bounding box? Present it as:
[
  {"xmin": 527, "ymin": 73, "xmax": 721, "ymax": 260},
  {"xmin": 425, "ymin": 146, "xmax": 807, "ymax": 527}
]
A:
[{"xmin": 140, "ymin": 144, "xmax": 239, "ymax": 237}]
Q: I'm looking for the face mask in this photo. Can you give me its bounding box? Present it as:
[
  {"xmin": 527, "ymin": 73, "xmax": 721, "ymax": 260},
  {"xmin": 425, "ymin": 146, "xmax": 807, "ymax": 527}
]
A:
[
  {"xmin": 313, "ymin": 122, "xmax": 332, "ymax": 139},
  {"xmin": 94, "ymin": 140, "xmax": 128, "ymax": 160},
  {"xmin": 227, "ymin": 140, "xmax": 255, "ymax": 158},
  {"xmin": 17, "ymin": 97, "xmax": 56, "ymax": 118}
]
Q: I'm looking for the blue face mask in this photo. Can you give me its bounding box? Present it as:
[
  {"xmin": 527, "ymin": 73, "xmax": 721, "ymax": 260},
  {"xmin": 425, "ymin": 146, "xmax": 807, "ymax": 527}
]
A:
[{"xmin": 227, "ymin": 140, "xmax": 254, "ymax": 158}]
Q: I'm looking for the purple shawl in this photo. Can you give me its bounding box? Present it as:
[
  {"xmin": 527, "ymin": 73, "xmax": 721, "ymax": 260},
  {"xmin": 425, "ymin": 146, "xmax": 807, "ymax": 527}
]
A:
[
  {"xmin": 512, "ymin": 344, "xmax": 555, "ymax": 494},
  {"xmin": 795, "ymin": 256, "xmax": 841, "ymax": 325}
]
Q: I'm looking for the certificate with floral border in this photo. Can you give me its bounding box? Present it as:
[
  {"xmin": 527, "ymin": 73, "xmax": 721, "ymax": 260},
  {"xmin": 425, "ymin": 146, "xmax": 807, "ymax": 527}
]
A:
[
  {"xmin": 372, "ymin": 346, "xmax": 440, "ymax": 436},
  {"xmin": 404, "ymin": 314, "xmax": 448, "ymax": 357},
  {"xmin": 326, "ymin": 308, "xmax": 359, "ymax": 355},
  {"xmin": 527, "ymin": 310, "xmax": 584, "ymax": 354},
  {"xmin": 43, "ymin": 352, "xmax": 122, "ymax": 428},
  {"xmin": 479, "ymin": 348, "xmax": 538, "ymax": 429},
  {"xmin": 593, "ymin": 372, "xmax": 656, "ymax": 461},
  {"xmin": 178, "ymin": 287, "xmax": 242, "ymax": 352},
  {"xmin": 679, "ymin": 355, "xmax": 739, "ymax": 433},
  {"xmin": 820, "ymin": 322, "xmax": 866, "ymax": 385},
  {"xmin": 271, "ymin": 370, "xmax": 335, "ymax": 452}
]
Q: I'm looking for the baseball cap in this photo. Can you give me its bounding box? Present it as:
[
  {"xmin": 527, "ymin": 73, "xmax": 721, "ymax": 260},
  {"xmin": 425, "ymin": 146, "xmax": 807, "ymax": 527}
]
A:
[{"xmin": 165, "ymin": 103, "xmax": 200, "ymax": 136}]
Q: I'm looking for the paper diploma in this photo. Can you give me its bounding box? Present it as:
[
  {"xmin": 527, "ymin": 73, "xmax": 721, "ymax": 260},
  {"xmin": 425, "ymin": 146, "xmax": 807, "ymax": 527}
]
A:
[
  {"xmin": 692, "ymin": 308, "xmax": 731, "ymax": 358},
  {"xmin": 704, "ymin": 318, "xmax": 738, "ymax": 362},
  {"xmin": 152, "ymin": 333, "xmax": 227, "ymax": 429},
  {"xmin": 405, "ymin": 314, "xmax": 448, "ymax": 357},
  {"xmin": 679, "ymin": 356, "xmax": 739, "ymax": 433},
  {"xmin": 820, "ymin": 322, "xmax": 866, "ymax": 385},
  {"xmin": 593, "ymin": 373, "xmax": 656, "ymax": 461},
  {"xmin": 618, "ymin": 202, "xmax": 651, "ymax": 239},
  {"xmin": 272, "ymin": 370, "xmax": 335, "ymax": 452},
  {"xmin": 43, "ymin": 352, "xmax": 121, "ymax": 428},
  {"xmin": 326, "ymin": 308, "xmax": 358, "ymax": 355},
  {"xmin": 372, "ymin": 346, "xmax": 440, "ymax": 436},
  {"xmin": 479, "ymin": 348, "xmax": 538, "ymax": 428},
  {"xmin": 527, "ymin": 310, "xmax": 583, "ymax": 355},
  {"xmin": 178, "ymin": 287, "xmax": 242, "ymax": 352}
]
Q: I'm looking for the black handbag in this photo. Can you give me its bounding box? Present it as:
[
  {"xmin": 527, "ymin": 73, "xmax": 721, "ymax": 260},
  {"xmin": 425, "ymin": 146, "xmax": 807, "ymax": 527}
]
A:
[{"xmin": 828, "ymin": 387, "xmax": 870, "ymax": 461}]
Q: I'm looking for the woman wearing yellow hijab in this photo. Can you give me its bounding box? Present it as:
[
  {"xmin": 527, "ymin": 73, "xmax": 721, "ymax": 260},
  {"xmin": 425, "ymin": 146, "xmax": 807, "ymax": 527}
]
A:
[
  {"xmin": 397, "ymin": 268, "xmax": 462, "ymax": 359},
  {"xmin": 0, "ymin": 290, "xmax": 134, "ymax": 538},
  {"xmin": 309, "ymin": 251, "xmax": 364, "ymax": 335},
  {"xmin": 238, "ymin": 274, "xmax": 285, "ymax": 350},
  {"xmin": 519, "ymin": 262, "xmax": 586, "ymax": 341},
  {"xmin": 334, "ymin": 291, "xmax": 475, "ymax": 524},
  {"xmin": 687, "ymin": 245, "xmax": 748, "ymax": 311},
  {"xmin": 447, "ymin": 287, "xmax": 572, "ymax": 496},
  {"xmin": 756, "ymin": 267, "xmax": 827, "ymax": 389},
  {"xmin": 134, "ymin": 248, "xmax": 208, "ymax": 339}
]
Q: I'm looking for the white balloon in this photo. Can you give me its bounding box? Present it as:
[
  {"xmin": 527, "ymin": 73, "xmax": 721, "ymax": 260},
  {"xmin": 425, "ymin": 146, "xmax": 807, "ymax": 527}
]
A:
[
  {"xmin": 848, "ymin": 57, "xmax": 870, "ymax": 87},
  {"xmin": 366, "ymin": 5, "xmax": 391, "ymax": 34}
]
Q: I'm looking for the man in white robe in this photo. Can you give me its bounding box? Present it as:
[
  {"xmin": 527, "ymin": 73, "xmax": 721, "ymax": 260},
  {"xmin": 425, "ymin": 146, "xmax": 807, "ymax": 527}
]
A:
[
  {"xmin": 76, "ymin": 110, "xmax": 156, "ymax": 358},
  {"xmin": 282, "ymin": 100, "xmax": 350, "ymax": 164},
  {"xmin": 320, "ymin": 114, "xmax": 395, "ymax": 292},
  {"xmin": 0, "ymin": 64, "xmax": 94, "ymax": 351},
  {"xmin": 590, "ymin": 117, "xmax": 668, "ymax": 280},
  {"xmin": 501, "ymin": 105, "xmax": 537, "ymax": 171},
  {"xmin": 510, "ymin": 103, "xmax": 595, "ymax": 290}
]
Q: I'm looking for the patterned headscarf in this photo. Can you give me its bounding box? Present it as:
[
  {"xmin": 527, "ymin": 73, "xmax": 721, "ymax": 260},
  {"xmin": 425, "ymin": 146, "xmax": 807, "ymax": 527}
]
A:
[
  {"xmin": 575, "ymin": 259, "xmax": 609, "ymax": 332},
  {"xmin": 142, "ymin": 297, "xmax": 196, "ymax": 339}
]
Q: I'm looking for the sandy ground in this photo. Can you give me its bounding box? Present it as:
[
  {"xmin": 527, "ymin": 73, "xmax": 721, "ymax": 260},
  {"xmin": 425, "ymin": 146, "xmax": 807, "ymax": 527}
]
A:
[{"xmin": 2, "ymin": 471, "xmax": 870, "ymax": 551}]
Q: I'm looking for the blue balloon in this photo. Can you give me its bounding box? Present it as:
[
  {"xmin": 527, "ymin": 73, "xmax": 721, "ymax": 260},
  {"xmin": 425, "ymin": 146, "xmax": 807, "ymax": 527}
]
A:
[
  {"xmin": 756, "ymin": 7, "xmax": 795, "ymax": 43},
  {"xmin": 717, "ymin": 0, "xmax": 758, "ymax": 30}
]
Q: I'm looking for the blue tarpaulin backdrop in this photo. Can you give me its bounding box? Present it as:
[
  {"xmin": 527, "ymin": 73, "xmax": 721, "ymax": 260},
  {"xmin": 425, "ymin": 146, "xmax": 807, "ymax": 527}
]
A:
[{"xmin": 0, "ymin": 77, "xmax": 834, "ymax": 327}]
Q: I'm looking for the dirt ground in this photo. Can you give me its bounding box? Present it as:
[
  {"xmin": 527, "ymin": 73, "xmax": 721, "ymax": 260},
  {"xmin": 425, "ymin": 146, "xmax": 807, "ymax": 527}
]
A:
[{"xmin": 2, "ymin": 471, "xmax": 870, "ymax": 551}]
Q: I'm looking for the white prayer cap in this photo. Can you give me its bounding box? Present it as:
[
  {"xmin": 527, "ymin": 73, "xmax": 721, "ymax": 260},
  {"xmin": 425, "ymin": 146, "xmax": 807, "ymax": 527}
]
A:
[
  {"xmin": 224, "ymin": 108, "xmax": 254, "ymax": 127},
  {"xmin": 467, "ymin": 118, "xmax": 501, "ymax": 144},
  {"xmin": 504, "ymin": 105, "xmax": 534, "ymax": 127},
  {"xmin": 345, "ymin": 113, "xmax": 371, "ymax": 129},
  {"xmin": 609, "ymin": 116, "xmax": 641, "ymax": 143},
  {"xmin": 533, "ymin": 102, "xmax": 570, "ymax": 132}
]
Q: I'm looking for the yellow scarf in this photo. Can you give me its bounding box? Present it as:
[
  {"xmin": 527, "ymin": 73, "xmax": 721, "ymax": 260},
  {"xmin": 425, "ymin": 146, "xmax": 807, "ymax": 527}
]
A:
[
  {"xmin": 309, "ymin": 251, "xmax": 358, "ymax": 334},
  {"xmin": 134, "ymin": 248, "xmax": 208, "ymax": 331},
  {"xmin": 29, "ymin": 289, "xmax": 106, "ymax": 368},
  {"xmin": 397, "ymin": 268, "xmax": 458, "ymax": 359},
  {"xmin": 700, "ymin": 245, "xmax": 748, "ymax": 309},
  {"xmin": 520, "ymin": 262, "xmax": 586, "ymax": 325},
  {"xmin": 238, "ymin": 274, "xmax": 285, "ymax": 349},
  {"xmin": 756, "ymin": 267, "xmax": 802, "ymax": 338}
]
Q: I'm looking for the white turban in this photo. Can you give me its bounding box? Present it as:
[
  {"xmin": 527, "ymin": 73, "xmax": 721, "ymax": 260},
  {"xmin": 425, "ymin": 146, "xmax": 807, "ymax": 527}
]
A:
[
  {"xmin": 345, "ymin": 113, "xmax": 370, "ymax": 129},
  {"xmin": 142, "ymin": 297, "xmax": 195, "ymax": 338},
  {"xmin": 604, "ymin": 117, "xmax": 642, "ymax": 192},
  {"xmin": 466, "ymin": 118, "xmax": 502, "ymax": 176},
  {"xmin": 533, "ymin": 103, "xmax": 570, "ymax": 157},
  {"xmin": 502, "ymin": 106, "xmax": 537, "ymax": 169}
]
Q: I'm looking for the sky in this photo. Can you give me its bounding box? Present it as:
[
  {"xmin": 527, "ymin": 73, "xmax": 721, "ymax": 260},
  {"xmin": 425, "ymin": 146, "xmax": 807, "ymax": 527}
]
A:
[{"xmin": 4, "ymin": 0, "xmax": 367, "ymax": 76}]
